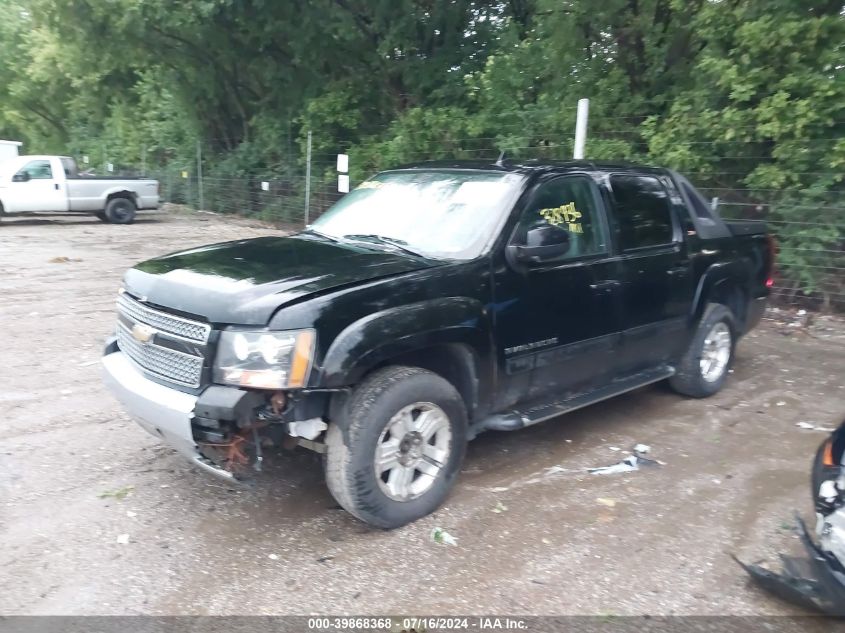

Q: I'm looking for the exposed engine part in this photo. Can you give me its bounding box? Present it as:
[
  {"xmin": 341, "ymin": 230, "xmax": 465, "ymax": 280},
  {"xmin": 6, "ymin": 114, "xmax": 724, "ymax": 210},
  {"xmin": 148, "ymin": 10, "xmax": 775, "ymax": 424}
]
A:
[
  {"xmin": 288, "ymin": 417, "xmax": 328, "ymax": 440},
  {"xmin": 270, "ymin": 391, "xmax": 286, "ymax": 416},
  {"xmin": 197, "ymin": 422, "xmax": 267, "ymax": 475},
  {"xmin": 252, "ymin": 427, "xmax": 263, "ymax": 472},
  {"xmin": 297, "ymin": 438, "xmax": 327, "ymax": 454}
]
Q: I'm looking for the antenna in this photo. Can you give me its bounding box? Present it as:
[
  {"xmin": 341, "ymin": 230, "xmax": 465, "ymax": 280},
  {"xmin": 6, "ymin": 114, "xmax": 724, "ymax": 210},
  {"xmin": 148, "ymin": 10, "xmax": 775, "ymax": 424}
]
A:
[{"xmin": 495, "ymin": 150, "xmax": 506, "ymax": 167}]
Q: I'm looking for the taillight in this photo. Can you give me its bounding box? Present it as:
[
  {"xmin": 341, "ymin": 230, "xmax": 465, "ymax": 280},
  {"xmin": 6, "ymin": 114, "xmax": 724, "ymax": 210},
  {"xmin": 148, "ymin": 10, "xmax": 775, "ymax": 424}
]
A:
[{"xmin": 765, "ymin": 233, "xmax": 777, "ymax": 289}]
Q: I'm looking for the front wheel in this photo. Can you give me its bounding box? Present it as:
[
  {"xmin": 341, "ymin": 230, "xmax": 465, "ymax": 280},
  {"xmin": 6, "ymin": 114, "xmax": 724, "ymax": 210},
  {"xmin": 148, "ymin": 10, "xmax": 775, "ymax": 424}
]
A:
[
  {"xmin": 324, "ymin": 366, "xmax": 467, "ymax": 529},
  {"xmin": 669, "ymin": 303, "xmax": 737, "ymax": 398}
]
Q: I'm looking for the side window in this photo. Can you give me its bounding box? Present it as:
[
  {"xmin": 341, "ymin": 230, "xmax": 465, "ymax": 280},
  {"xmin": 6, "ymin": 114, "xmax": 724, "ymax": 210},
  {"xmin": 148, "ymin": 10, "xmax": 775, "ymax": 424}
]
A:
[
  {"xmin": 513, "ymin": 176, "xmax": 607, "ymax": 259},
  {"xmin": 609, "ymin": 175, "xmax": 675, "ymax": 250},
  {"xmin": 60, "ymin": 157, "xmax": 77, "ymax": 178},
  {"xmin": 16, "ymin": 160, "xmax": 53, "ymax": 180}
]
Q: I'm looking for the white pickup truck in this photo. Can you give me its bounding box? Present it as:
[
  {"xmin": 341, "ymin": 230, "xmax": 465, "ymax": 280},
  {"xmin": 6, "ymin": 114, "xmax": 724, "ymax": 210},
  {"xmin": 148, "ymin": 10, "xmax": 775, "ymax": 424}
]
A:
[{"xmin": 0, "ymin": 155, "xmax": 159, "ymax": 224}]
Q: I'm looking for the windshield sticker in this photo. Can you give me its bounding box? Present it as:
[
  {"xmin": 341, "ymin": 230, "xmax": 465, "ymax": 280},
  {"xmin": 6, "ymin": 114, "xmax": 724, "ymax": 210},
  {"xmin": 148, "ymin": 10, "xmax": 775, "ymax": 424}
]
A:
[{"xmin": 539, "ymin": 202, "xmax": 583, "ymax": 233}]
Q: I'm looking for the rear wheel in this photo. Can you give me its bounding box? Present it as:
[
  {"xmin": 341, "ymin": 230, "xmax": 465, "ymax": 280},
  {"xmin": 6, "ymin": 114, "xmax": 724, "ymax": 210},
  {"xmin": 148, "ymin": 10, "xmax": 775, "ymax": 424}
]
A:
[
  {"xmin": 103, "ymin": 197, "xmax": 136, "ymax": 224},
  {"xmin": 669, "ymin": 303, "xmax": 736, "ymax": 398},
  {"xmin": 324, "ymin": 366, "xmax": 467, "ymax": 529}
]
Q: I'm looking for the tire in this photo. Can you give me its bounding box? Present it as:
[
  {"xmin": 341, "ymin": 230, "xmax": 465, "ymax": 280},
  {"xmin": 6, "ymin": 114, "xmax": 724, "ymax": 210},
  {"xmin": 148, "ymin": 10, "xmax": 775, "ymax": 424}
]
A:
[
  {"xmin": 325, "ymin": 366, "xmax": 467, "ymax": 529},
  {"xmin": 95, "ymin": 211, "xmax": 108, "ymax": 222},
  {"xmin": 669, "ymin": 303, "xmax": 737, "ymax": 398},
  {"xmin": 102, "ymin": 197, "xmax": 136, "ymax": 224}
]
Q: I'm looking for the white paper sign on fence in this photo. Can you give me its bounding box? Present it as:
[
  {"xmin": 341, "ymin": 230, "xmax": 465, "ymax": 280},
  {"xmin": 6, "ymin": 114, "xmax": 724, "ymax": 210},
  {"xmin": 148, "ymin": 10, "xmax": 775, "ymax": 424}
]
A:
[
  {"xmin": 261, "ymin": 181, "xmax": 269, "ymax": 191},
  {"xmin": 336, "ymin": 153, "xmax": 349, "ymax": 173},
  {"xmin": 338, "ymin": 174, "xmax": 350, "ymax": 193}
]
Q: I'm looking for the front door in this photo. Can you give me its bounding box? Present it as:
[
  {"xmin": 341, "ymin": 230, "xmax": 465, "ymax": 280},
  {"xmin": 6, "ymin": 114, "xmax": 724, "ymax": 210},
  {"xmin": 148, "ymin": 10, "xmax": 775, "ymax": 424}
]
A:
[
  {"xmin": 492, "ymin": 174, "xmax": 622, "ymax": 410},
  {"xmin": 4, "ymin": 159, "xmax": 67, "ymax": 213},
  {"xmin": 605, "ymin": 173, "xmax": 695, "ymax": 372}
]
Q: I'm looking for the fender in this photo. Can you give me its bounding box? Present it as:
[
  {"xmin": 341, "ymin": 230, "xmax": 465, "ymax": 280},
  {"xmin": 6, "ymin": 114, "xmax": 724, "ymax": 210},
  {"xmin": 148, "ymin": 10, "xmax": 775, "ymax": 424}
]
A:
[
  {"xmin": 102, "ymin": 188, "xmax": 138, "ymax": 207},
  {"xmin": 690, "ymin": 259, "xmax": 752, "ymax": 323},
  {"xmin": 319, "ymin": 296, "xmax": 491, "ymax": 389}
]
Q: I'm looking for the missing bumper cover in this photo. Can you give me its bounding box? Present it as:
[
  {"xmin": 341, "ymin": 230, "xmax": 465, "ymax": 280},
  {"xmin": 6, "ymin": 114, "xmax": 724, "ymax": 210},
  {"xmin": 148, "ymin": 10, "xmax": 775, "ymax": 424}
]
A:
[{"xmin": 194, "ymin": 385, "xmax": 265, "ymax": 426}]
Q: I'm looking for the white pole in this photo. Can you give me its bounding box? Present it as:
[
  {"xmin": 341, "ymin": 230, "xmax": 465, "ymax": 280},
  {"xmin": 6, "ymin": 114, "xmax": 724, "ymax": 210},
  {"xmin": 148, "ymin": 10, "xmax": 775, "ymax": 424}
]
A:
[
  {"xmin": 573, "ymin": 98, "xmax": 590, "ymax": 159},
  {"xmin": 304, "ymin": 130, "xmax": 312, "ymax": 226}
]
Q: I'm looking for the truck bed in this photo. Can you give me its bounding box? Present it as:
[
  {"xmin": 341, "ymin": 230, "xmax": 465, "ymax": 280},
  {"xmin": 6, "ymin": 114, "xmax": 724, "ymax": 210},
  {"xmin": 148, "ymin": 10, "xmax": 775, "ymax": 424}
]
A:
[{"xmin": 725, "ymin": 220, "xmax": 768, "ymax": 236}]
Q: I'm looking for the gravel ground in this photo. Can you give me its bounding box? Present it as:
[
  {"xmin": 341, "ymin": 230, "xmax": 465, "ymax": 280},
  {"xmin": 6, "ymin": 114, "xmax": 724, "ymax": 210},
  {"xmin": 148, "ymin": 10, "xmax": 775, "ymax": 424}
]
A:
[{"xmin": 0, "ymin": 209, "xmax": 843, "ymax": 616}]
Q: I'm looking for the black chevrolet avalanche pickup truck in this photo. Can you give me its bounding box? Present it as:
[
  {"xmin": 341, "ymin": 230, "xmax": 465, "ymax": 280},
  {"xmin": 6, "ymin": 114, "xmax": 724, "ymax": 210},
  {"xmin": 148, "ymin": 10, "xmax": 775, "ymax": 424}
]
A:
[{"xmin": 102, "ymin": 160, "xmax": 773, "ymax": 528}]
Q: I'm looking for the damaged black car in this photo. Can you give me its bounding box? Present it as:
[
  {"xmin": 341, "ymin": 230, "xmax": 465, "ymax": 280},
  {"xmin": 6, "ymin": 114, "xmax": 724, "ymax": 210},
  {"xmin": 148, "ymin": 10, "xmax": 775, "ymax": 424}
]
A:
[{"xmin": 738, "ymin": 419, "xmax": 845, "ymax": 616}]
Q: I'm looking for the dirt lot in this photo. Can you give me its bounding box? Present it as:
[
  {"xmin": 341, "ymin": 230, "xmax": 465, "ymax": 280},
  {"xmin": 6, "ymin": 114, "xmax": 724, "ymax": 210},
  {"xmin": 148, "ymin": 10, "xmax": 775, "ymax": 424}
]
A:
[{"xmin": 1, "ymin": 209, "xmax": 843, "ymax": 616}]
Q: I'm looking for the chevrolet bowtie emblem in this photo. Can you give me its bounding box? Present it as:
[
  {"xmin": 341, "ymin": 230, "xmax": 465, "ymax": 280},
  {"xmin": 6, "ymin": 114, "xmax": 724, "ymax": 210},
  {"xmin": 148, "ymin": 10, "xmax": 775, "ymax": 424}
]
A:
[{"xmin": 131, "ymin": 323, "xmax": 156, "ymax": 343}]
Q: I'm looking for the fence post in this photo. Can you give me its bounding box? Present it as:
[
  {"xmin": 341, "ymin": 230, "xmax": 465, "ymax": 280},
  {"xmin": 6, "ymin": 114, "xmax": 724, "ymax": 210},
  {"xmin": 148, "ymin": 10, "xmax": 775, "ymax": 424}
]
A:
[
  {"xmin": 304, "ymin": 130, "xmax": 312, "ymax": 226},
  {"xmin": 196, "ymin": 140, "xmax": 204, "ymax": 211},
  {"xmin": 573, "ymin": 98, "xmax": 590, "ymax": 159},
  {"xmin": 141, "ymin": 145, "xmax": 146, "ymax": 176}
]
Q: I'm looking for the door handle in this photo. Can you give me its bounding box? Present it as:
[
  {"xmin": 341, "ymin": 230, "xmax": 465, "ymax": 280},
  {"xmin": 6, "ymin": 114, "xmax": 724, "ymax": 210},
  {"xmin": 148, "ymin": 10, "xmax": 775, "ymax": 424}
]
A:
[
  {"xmin": 666, "ymin": 264, "xmax": 689, "ymax": 277},
  {"xmin": 590, "ymin": 280, "xmax": 620, "ymax": 292},
  {"xmin": 54, "ymin": 183, "xmax": 59, "ymax": 190}
]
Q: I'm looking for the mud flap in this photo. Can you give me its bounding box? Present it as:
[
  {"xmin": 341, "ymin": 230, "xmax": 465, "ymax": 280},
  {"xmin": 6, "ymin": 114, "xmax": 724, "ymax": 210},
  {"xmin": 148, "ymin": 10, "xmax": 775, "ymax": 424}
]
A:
[{"xmin": 736, "ymin": 515, "xmax": 845, "ymax": 616}]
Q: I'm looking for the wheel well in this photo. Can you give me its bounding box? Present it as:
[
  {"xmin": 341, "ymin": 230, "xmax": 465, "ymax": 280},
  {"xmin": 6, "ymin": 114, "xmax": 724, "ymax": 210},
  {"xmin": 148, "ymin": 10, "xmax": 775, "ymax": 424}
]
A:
[
  {"xmin": 372, "ymin": 343, "xmax": 480, "ymax": 420},
  {"xmin": 106, "ymin": 191, "xmax": 137, "ymax": 207},
  {"xmin": 709, "ymin": 282, "xmax": 747, "ymax": 331}
]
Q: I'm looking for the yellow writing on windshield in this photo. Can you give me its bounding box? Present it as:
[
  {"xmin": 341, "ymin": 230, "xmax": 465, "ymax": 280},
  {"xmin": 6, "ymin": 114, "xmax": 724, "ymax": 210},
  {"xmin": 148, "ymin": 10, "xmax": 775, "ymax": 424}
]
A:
[{"xmin": 539, "ymin": 202, "xmax": 582, "ymax": 233}]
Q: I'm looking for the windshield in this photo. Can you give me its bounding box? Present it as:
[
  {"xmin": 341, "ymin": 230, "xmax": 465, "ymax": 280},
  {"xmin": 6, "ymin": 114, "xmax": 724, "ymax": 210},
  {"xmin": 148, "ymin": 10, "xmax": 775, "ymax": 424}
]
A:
[{"xmin": 309, "ymin": 169, "xmax": 526, "ymax": 260}]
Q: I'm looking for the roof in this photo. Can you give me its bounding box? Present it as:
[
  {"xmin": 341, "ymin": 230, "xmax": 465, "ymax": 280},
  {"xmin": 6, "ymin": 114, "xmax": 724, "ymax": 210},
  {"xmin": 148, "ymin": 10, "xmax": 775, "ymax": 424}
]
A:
[
  {"xmin": 12, "ymin": 155, "xmax": 72, "ymax": 160},
  {"xmin": 0, "ymin": 140, "xmax": 23, "ymax": 146},
  {"xmin": 392, "ymin": 158, "xmax": 667, "ymax": 176}
]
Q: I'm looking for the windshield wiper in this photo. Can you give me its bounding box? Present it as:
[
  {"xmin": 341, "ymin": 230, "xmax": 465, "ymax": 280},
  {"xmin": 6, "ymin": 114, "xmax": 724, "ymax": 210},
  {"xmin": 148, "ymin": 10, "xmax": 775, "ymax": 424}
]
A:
[
  {"xmin": 301, "ymin": 227, "xmax": 341, "ymax": 243},
  {"xmin": 341, "ymin": 234, "xmax": 425, "ymax": 258}
]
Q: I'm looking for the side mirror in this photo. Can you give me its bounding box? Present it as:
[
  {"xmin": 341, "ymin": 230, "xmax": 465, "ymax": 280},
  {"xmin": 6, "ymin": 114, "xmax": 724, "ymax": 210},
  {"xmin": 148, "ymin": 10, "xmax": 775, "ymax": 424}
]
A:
[
  {"xmin": 508, "ymin": 224, "xmax": 571, "ymax": 265},
  {"xmin": 12, "ymin": 172, "xmax": 30, "ymax": 182}
]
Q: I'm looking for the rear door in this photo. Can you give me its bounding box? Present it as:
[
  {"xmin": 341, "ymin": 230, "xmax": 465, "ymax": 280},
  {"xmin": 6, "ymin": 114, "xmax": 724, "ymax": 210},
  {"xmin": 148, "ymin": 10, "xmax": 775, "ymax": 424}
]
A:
[
  {"xmin": 492, "ymin": 174, "xmax": 623, "ymax": 407},
  {"xmin": 605, "ymin": 173, "xmax": 694, "ymax": 372},
  {"xmin": 4, "ymin": 158, "xmax": 68, "ymax": 213}
]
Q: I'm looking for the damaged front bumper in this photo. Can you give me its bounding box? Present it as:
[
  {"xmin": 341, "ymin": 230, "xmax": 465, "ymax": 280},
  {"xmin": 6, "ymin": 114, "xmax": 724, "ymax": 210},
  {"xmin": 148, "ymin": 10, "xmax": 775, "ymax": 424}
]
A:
[
  {"xmin": 102, "ymin": 347, "xmax": 238, "ymax": 481},
  {"xmin": 737, "ymin": 514, "xmax": 845, "ymax": 616},
  {"xmin": 102, "ymin": 335, "xmax": 333, "ymax": 479},
  {"xmin": 738, "ymin": 421, "xmax": 845, "ymax": 616}
]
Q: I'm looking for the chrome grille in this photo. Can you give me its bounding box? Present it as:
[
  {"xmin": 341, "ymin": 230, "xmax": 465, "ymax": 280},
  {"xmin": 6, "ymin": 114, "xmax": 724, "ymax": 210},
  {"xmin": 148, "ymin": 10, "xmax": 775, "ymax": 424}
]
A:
[
  {"xmin": 117, "ymin": 323, "xmax": 204, "ymax": 388},
  {"xmin": 115, "ymin": 292, "xmax": 209, "ymax": 388},
  {"xmin": 117, "ymin": 293, "xmax": 210, "ymax": 342}
]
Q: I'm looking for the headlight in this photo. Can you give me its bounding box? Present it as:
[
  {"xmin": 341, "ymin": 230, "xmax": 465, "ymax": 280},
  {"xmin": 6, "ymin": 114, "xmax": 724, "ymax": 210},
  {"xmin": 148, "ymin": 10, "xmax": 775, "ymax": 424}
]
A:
[{"xmin": 213, "ymin": 329, "xmax": 315, "ymax": 389}]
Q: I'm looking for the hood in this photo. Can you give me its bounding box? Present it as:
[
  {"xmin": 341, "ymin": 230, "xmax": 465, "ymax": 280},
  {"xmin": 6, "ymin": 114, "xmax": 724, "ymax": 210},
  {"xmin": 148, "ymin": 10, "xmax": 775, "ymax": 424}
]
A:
[{"xmin": 123, "ymin": 235, "xmax": 438, "ymax": 325}]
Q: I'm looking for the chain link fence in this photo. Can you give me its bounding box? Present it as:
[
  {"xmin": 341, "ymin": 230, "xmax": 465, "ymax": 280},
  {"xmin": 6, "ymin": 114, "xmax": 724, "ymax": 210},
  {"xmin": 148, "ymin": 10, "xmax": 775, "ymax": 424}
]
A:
[{"xmin": 77, "ymin": 129, "xmax": 845, "ymax": 311}]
